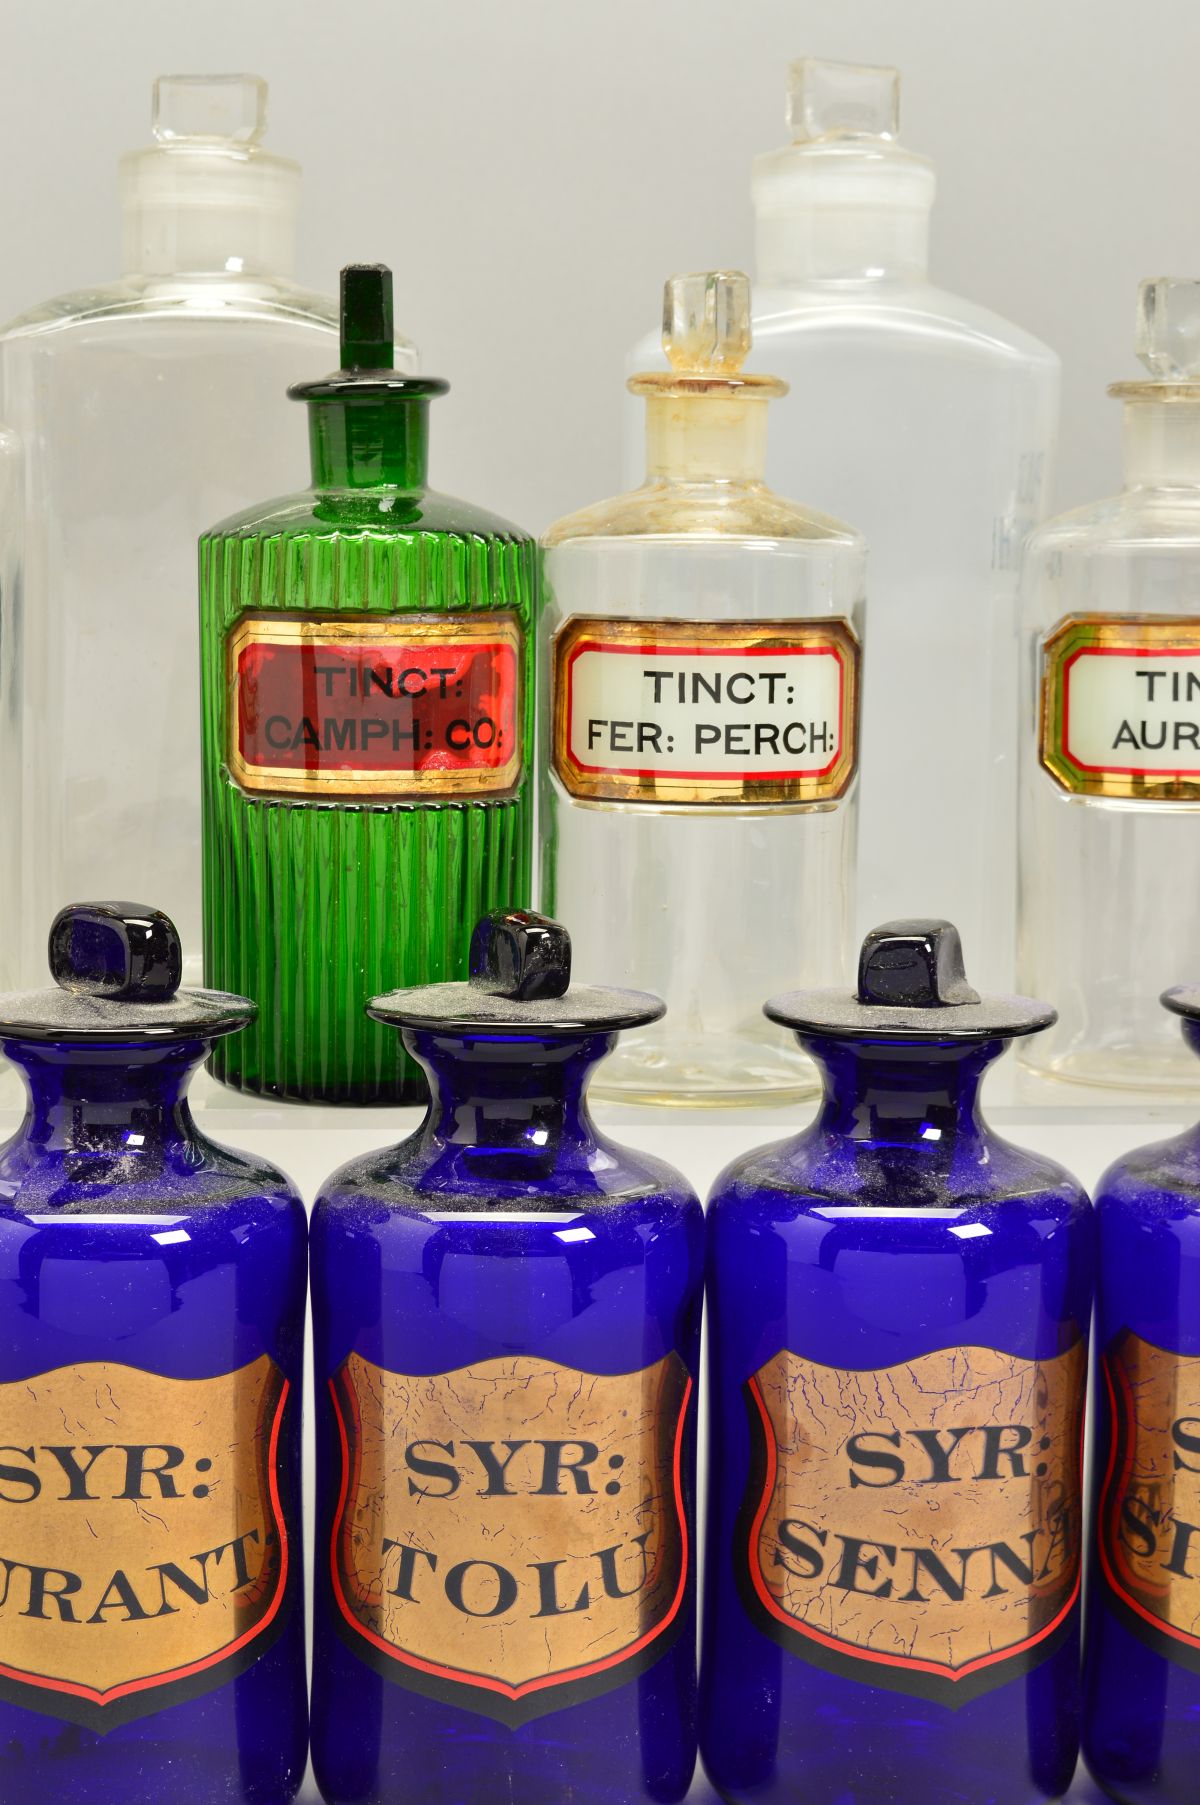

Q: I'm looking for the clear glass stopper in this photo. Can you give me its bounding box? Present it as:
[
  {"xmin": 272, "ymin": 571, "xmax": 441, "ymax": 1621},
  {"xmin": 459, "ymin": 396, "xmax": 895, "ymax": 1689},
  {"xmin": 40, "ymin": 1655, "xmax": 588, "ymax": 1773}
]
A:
[
  {"xmin": 787, "ymin": 57, "xmax": 900, "ymax": 143},
  {"xmin": 152, "ymin": 74, "xmax": 268, "ymax": 146},
  {"xmin": 662, "ymin": 272, "xmax": 752, "ymax": 375},
  {"xmin": 1136, "ymin": 278, "xmax": 1200, "ymax": 380}
]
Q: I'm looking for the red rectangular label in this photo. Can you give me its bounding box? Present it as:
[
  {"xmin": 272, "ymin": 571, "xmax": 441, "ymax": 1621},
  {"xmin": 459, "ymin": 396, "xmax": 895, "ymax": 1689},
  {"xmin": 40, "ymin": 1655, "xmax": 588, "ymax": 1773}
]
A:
[{"xmin": 227, "ymin": 614, "xmax": 523, "ymax": 800}]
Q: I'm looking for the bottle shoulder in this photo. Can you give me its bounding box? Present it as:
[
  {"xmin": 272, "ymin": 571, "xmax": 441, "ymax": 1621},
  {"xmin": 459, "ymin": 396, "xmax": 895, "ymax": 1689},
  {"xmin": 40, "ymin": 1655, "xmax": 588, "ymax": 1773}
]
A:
[
  {"xmin": 709, "ymin": 1126, "xmax": 1088, "ymax": 1224},
  {"xmin": 1025, "ymin": 484, "xmax": 1200, "ymax": 555},
  {"xmin": 0, "ymin": 273, "xmax": 351, "ymax": 343},
  {"xmin": 186, "ymin": 1127, "xmax": 307, "ymax": 1205},
  {"xmin": 203, "ymin": 485, "xmax": 535, "ymax": 546},
  {"xmin": 1096, "ymin": 1129, "xmax": 1200, "ymax": 1218},
  {"xmin": 543, "ymin": 479, "xmax": 861, "ymax": 547},
  {"xmin": 750, "ymin": 283, "xmax": 1059, "ymax": 371},
  {"xmin": 0, "ymin": 1154, "xmax": 304, "ymax": 1227},
  {"xmin": 629, "ymin": 284, "xmax": 1058, "ymax": 378},
  {"xmin": 0, "ymin": 1103, "xmax": 302, "ymax": 1213},
  {"xmin": 314, "ymin": 1133, "xmax": 700, "ymax": 1227}
]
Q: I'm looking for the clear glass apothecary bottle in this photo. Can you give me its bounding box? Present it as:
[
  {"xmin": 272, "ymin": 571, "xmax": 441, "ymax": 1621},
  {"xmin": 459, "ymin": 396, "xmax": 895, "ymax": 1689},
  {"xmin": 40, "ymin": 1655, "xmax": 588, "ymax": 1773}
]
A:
[
  {"xmin": 0, "ymin": 75, "xmax": 417, "ymax": 987},
  {"xmin": 0, "ymin": 422, "xmax": 20, "ymax": 983},
  {"xmin": 1018, "ymin": 278, "xmax": 1200, "ymax": 1089},
  {"xmin": 625, "ymin": 59, "xmax": 1059, "ymax": 992},
  {"xmin": 541, "ymin": 271, "xmax": 864, "ymax": 1106}
]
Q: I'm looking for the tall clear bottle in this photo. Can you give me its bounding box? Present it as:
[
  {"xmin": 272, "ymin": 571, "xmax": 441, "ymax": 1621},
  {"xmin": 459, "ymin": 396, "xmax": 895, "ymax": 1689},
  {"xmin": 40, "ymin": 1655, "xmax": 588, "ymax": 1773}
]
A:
[
  {"xmin": 626, "ymin": 58, "xmax": 1058, "ymax": 989},
  {"xmin": 0, "ymin": 75, "xmax": 414, "ymax": 985},
  {"xmin": 0, "ymin": 422, "xmax": 21, "ymax": 983},
  {"xmin": 543, "ymin": 271, "xmax": 863, "ymax": 1105},
  {"xmin": 1018, "ymin": 279, "xmax": 1200, "ymax": 1090}
]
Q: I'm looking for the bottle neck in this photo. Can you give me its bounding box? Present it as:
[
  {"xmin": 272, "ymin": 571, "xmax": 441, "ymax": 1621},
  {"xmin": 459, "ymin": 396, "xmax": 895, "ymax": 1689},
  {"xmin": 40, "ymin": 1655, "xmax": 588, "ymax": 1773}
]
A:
[
  {"xmin": 1122, "ymin": 397, "xmax": 1200, "ymax": 489},
  {"xmin": 644, "ymin": 393, "xmax": 769, "ymax": 483},
  {"xmin": 307, "ymin": 397, "xmax": 430, "ymax": 491},
  {"xmin": 119, "ymin": 145, "xmax": 300, "ymax": 279},
  {"xmin": 754, "ymin": 204, "xmax": 930, "ymax": 286},
  {"xmin": 803, "ymin": 1036, "xmax": 1006, "ymax": 1146},
  {"xmin": 122, "ymin": 208, "xmax": 297, "ymax": 279},
  {"xmin": 2, "ymin": 1040, "xmax": 205, "ymax": 1152},
  {"xmin": 404, "ymin": 1030, "xmax": 614, "ymax": 1158}
]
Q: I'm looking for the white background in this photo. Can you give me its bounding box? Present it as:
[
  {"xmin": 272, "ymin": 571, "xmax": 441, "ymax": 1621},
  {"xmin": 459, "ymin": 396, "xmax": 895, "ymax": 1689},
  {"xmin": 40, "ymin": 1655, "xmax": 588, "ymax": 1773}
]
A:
[
  {"xmin": 3, "ymin": 0, "xmax": 1198, "ymax": 534},
  {"xmin": 1, "ymin": 4, "xmax": 1193, "ymax": 1794}
]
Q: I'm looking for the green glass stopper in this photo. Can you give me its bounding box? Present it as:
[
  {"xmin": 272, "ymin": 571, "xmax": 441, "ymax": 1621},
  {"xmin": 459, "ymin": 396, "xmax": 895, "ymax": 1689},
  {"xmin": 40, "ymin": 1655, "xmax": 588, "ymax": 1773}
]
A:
[{"xmin": 340, "ymin": 263, "xmax": 394, "ymax": 372}]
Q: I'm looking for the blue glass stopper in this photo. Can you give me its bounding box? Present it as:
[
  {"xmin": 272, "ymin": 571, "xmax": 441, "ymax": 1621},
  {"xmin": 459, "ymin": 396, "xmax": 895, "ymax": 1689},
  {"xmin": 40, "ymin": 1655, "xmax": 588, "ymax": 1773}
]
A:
[
  {"xmin": 469, "ymin": 911, "xmax": 572, "ymax": 1003},
  {"xmin": 48, "ymin": 903, "xmax": 183, "ymax": 1002},
  {"xmin": 857, "ymin": 920, "xmax": 980, "ymax": 1010}
]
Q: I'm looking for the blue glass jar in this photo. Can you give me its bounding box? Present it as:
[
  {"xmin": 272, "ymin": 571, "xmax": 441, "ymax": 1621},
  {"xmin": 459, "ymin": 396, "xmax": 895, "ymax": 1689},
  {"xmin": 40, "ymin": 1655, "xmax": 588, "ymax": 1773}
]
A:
[
  {"xmin": 701, "ymin": 920, "xmax": 1093, "ymax": 1805},
  {"xmin": 0, "ymin": 903, "xmax": 308, "ymax": 1805},
  {"xmin": 1083, "ymin": 985, "xmax": 1200, "ymax": 1805},
  {"xmin": 309, "ymin": 910, "xmax": 704, "ymax": 1805}
]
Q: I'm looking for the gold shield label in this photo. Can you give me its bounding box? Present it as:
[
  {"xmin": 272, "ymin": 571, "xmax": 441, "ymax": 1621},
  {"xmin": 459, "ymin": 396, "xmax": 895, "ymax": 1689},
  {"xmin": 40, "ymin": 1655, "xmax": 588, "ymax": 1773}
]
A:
[
  {"xmin": 227, "ymin": 612, "xmax": 523, "ymax": 801},
  {"xmin": 1098, "ymin": 1332, "xmax": 1200, "ymax": 1671},
  {"xmin": 552, "ymin": 616, "xmax": 859, "ymax": 807},
  {"xmin": 0, "ymin": 1355, "xmax": 291, "ymax": 1730},
  {"xmin": 1040, "ymin": 614, "xmax": 1200, "ymax": 800},
  {"xmin": 738, "ymin": 1342, "xmax": 1086, "ymax": 1704},
  {"xmin": 328, "ymin": 1351, "xmax": 692, "ymax": 1723}
]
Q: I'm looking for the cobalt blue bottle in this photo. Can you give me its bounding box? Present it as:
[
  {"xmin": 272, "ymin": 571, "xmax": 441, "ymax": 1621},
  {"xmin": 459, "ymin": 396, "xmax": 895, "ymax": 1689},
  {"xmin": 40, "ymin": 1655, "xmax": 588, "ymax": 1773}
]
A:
[
  {"xmin": 310, "ymin": 909, "xmax": 703, "ymax": 1805},
  {"xmin": 1083, "ymin": 984, "xmax": 1200, "ymax": 1805},
  {"xmin": 702, "ymin": 920, "xmax": 1093, "ymax": 1805},
  {"xmin": 0, "ymin": 903, "xmax": 308, "ymax": 1805}
]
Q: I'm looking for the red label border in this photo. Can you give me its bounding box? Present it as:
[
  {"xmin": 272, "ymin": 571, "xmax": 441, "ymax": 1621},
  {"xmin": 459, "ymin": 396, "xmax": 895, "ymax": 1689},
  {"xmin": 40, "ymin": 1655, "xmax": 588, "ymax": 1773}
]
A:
[{"xmin": 563, "ymin": 638, "xmax": 848, "ymax": 784}]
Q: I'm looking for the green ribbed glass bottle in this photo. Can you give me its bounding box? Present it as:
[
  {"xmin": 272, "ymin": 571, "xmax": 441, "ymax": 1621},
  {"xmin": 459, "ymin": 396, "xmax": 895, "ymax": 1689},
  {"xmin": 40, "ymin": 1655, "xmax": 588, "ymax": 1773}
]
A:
[{"xmin": 200, "ymin": 265, "xmax": 536, "ymax": 1103}]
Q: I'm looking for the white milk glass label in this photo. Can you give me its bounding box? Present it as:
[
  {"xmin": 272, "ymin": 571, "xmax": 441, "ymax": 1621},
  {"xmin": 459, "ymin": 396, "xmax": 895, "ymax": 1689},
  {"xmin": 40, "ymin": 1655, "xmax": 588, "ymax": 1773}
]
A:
[
  {"xmin": 1041, "ymin": 615, "xmax": 1200, "ymax": 801},
  {"xmin": 553, "ymin": 616, "xmax": 859, "ymax": 807}
]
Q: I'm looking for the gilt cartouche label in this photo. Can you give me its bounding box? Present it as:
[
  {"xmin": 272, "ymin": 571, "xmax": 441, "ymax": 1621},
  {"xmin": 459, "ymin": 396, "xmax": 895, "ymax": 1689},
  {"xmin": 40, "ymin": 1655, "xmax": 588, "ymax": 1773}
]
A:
[
  {"xmin": 1040, "ymin": 615, "xmax": 1200, "ymax": 800},
  {"xmin": 1097, "ymin": 1333, "xmax": 1200, "ymax": 1671},
  {"xmin": 552, "ymin": 616, "xmax": 859, "ymax": 806},
  {"xmin": 227, "ymin": 613, "xmax": 523, "ymax": 800},
  {"xmin": 328, "ymin": 1351, "xmax": 691, "ymax": 1723},
  {"xmin": 0, "ymin": 1355, "xmax": 290, "ymax": 1730},
  {"xmin": 737, "ymin": 1342, "xmax": 1085, "ymax": 1705}
]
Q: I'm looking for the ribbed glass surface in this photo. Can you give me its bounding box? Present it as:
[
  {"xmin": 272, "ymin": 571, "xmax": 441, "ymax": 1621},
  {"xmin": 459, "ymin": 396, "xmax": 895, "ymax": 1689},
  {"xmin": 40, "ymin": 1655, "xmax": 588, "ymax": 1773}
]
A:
[{"xmin": 201, "ymin": 508, "xmax": 536, "ymax": 1103}]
